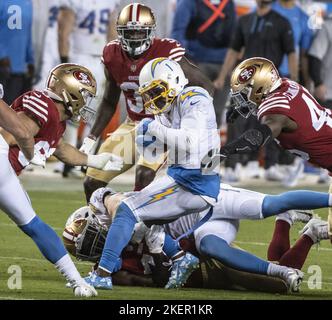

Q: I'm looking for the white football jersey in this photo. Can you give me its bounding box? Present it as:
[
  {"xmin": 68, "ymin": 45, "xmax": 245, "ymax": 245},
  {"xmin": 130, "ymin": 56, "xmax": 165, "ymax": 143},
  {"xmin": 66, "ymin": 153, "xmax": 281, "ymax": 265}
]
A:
[
  {"xmin": 61, "ymin": 0, "xmax": 120, "ymax": 55},
  {"xmin": 156, "ymin": 86, "xmax": 220, "ymax": 170}
]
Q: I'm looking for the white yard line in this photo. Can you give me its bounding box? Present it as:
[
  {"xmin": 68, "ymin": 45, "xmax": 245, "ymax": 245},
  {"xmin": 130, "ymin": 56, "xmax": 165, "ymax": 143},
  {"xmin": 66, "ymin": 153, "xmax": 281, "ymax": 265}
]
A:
[
  {"xmin": 235, "ymin": 240, "xmax": 332, "ymax": 252},
  {"xmin": 0, "ymin": 256, "xmax": 91, "ymax": 266},
  {"xmin": 0, "ymin": 223, "xmax": 62, "ymax": 232},
  {"xmin": 0, "ymin": 296, "xmax": 35, "ymax": 300}
]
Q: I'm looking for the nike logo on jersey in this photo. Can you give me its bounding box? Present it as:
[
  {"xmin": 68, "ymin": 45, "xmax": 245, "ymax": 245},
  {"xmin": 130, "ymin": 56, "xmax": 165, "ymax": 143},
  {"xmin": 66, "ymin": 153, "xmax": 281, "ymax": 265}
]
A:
[{"xmin": 190, "ymin": 101, "xmax": 199, "ymax": 106}]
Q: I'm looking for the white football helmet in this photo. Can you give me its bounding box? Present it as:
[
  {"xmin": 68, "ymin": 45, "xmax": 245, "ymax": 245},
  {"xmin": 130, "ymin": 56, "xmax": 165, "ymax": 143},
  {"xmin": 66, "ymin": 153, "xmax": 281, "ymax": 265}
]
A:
[{"xmin": 139, "ymin": 57, "xmax": 189, "ymax": 114}]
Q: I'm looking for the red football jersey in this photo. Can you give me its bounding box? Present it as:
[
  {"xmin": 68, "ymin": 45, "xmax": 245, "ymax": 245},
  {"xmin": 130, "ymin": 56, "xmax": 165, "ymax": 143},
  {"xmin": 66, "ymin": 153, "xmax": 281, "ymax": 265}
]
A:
[
  {"xmin": 102, "ymin": 38, "xmax": 186, "ymax": 122},
  {"xmin": 8, "ymin": 90, "xmax": 66, "ymax": 175},
  {"xmin": 121, "ymin": 242, "xmax": 150, "ymax": 275},
  {"xmin": 257, "ymin": 79, "xmax": 332, "ymax": 171}
]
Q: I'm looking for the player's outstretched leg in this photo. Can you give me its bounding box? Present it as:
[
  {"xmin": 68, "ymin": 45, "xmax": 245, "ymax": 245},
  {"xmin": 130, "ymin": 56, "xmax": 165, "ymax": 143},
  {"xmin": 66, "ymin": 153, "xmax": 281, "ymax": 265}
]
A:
[
  {"xmin": 20, "ymin": 215, "xmax": 97, "ymax": 297},
  {"xmin": 199, "ymin": 235, "xmax": 304, "ymax": 293},
  {"xmin": 277, "ymin": 218, "xmax": 329, "ymax": 269}
]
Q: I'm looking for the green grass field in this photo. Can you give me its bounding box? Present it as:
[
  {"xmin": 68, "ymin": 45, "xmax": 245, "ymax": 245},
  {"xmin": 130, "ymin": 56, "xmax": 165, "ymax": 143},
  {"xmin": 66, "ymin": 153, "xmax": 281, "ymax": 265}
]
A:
[{"xmin": 0, "ymin": 187, "xmax": 332, "ymax": 300}]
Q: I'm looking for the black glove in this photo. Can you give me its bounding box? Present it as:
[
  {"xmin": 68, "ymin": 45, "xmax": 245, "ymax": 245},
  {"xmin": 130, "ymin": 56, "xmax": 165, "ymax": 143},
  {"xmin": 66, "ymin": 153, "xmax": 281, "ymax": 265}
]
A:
[
  {"xmin": 226, "ymin": 107, "xmax": 240, "ymax": 124},
  {"xmin": 201, "ymin": 148, "xmax": 228, "ymax": 174}
]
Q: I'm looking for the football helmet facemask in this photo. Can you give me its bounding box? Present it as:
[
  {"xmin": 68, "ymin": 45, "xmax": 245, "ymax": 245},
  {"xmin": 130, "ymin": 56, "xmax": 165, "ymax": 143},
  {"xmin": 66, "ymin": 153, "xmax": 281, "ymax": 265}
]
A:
[
  {"xmin": 46, "ymin": 63, "xmax": 97, "ymax": 123},
  {"xmin": 117, "ymin": 3, "xmax": 156, "ymax": 57},
  {"xmin": 230, "ymin": 57, "xmax": 282, "ymax": 118},
  {"xmin": 138, "ymin": 58, "xmax": 189, "ymax": 114},
  {"xmin": 63, "ymin": 206, "xmax": 107, "ymax": 262}
]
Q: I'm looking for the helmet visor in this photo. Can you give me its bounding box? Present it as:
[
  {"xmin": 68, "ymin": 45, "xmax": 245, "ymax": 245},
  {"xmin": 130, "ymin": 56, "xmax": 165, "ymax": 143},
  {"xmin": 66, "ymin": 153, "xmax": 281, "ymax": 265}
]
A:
[
  {"xmin": 230, "ymin": 87, "xmax": 257, "ymax": 119},
  {"xmin": 139, "ymin": 80, "xmax": 173, "ymax": 114}
]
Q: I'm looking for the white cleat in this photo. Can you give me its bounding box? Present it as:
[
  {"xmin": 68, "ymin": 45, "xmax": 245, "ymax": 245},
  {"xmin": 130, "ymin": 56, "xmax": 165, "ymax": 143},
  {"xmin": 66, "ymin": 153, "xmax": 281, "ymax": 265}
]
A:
[
  {"xmin": 318, "ymin": 168, "xmax": 331, "ymax": 184},
  {"xmin": 72, "ymin": 281, "xmax": 98, "ymax": 298},
  {"xmin": 264, "ymin": 165, "xmax": 284, "ymax": 182},
  {"xmin": 284, "ymin": 269, "xmax": 304, "ymax": 293},
  {"xmin": 300, "ymin": 218, "xmax": 329, "ymax": 244},
  {"xmin": 288, "ymin": 209, "xmax": 314, "ymax": 224},
  {"xmin": 282, "ymin": 158, "xmax": 304, "ymax": 188}
]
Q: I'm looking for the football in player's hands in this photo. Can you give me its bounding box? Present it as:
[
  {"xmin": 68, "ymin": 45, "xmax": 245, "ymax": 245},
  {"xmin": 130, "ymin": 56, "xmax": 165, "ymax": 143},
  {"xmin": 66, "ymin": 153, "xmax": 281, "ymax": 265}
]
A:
[{"xmin": 137, "ymin": 118, "xmax": 154, "ymax": 136}]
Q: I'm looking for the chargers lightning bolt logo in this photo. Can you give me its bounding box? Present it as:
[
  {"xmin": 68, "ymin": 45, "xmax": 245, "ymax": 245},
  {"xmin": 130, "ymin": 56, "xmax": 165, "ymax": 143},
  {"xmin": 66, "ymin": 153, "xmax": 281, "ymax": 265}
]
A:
[
  {"xmin": 151, "ymin": 57, "xmax": 168, "ymax": 77},
  {"xmin": 180, "ymin": 90, "xmax": 206, "ymax": 104},
  {"xmin": 135, "ymin": 185, "xmax": 179, "ymax": 209}
]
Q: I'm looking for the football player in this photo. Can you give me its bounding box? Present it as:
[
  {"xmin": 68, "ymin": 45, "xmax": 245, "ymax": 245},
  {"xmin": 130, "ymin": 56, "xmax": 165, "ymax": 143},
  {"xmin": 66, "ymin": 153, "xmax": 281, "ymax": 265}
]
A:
[
  {"xmin": 0, "ymin": 83, "xmax": 34, "ymax": 161},
  {"xmin": 202, "ymin": 56, "xmax": 332, "ymax": 247},
  {"xmin": 0, "ymin": 63, "xmax": 124, "ymax": 297},
  {"xmin": 64, "ymin": 182, "xmax": 332, "ymax": 292},
  {"xmin": 81, "ymin": 2, "xmax": 214, "ymax": 201},
  {"xmin": 81, "ymin": 57, "xmax": 219, "ymax": 289}
]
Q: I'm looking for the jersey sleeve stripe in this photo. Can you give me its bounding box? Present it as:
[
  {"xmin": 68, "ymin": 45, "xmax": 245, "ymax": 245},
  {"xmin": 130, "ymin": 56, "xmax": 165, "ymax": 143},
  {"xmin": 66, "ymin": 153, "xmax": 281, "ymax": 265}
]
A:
[
  {"xmin": 169, "ymin": 47, "xmax": 186, "ymax": 54},
  {"xmin": 260, "ymin": 97, "xmax": 289, "ymax": 108},
  {"xmin": 22, "ymin": 104, "xmax": 48, "ymax": 122},
  {"xmin": 257, "ymin": 105, "xmax": 290, "ymax": 118},
  {"xmin": 259, "ymin": 100, "xmax": 289, "ymax": 111},
  {"xmin": 169, "ymin": 52, "xmax": 185, "ymax": 61},
  {"xmin": 29, "ymin": 95, "xmax": 49, "ymax": 107},
  {"xmin": 23, "ymin": 98, "xmax": 48, "ymax": 116}
]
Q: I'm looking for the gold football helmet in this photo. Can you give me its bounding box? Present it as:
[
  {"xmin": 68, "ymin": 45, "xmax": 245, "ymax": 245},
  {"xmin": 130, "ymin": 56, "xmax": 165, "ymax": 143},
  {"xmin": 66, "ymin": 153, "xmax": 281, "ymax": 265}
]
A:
[
  {"xmin": 230, "ymin": 57, "xmax": 282, "ymax": 118},
  {"xmin": 46, "ymin": 63, "xmax": 97, "ymax": 122},
  {"xmin": 63, "ymin": 206, "xmax": 107, "ymax": 262},
  {"xmin": 117, "ymin": 3, "xmax": 156, "ymax": 56}
]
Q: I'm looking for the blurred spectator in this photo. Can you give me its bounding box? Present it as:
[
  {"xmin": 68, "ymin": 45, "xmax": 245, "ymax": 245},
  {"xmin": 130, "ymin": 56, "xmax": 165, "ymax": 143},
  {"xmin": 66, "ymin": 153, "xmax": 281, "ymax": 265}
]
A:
[
  {"xmin": 272, "ymin": 0, "xmax": 313, "ymax": 87},
  {"xmin": 172, "ymin": 0, "xmax": 237, "ymax": 127},
  {"xmin": 234, "ymin": 0, "xmax": 256, "ymax": 16},
  {"xmin": 0, "ymin": 0, "xmax": 34, "ymax": 105},
  {"xmin": 308, "ymin": 15, "xmax": 332, "ymax": 184},
  {"xmin": 57, "ymin": 0, "xmax": 120, "ymax": 177},
  {"xmin": 214, "ymin": 0, "xmax": 297, "ymax": 182}
]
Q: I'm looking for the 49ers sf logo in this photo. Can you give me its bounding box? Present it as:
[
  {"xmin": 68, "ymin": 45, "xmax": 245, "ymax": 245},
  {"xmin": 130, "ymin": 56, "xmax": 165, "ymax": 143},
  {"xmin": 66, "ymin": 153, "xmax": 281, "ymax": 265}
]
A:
[
  {"xmin": 238, "ymin": 66, "xmax": 256, "ymax": 83},
  {"xmin": 73, "ymin": 71, "xmax": 92, "ymax": 86}
]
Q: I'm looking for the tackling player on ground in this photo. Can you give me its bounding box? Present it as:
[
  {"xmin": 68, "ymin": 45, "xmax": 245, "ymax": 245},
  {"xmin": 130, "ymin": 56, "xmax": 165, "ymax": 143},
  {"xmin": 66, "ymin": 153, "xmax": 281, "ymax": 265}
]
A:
[
  {"xmin": 0, "ymin": 64, "xmax": 123, "ymax": 297},
  {"xmin": 81, "ymin": 3, "xmax": 214, "ymax": 201}
]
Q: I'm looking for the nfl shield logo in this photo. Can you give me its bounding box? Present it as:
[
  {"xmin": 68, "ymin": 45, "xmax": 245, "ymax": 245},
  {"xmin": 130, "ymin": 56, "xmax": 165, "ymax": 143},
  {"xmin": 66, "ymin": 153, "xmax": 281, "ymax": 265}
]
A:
[{"xmin": 130, "ymin": 65, "xmax": 137, "ymax": 72}]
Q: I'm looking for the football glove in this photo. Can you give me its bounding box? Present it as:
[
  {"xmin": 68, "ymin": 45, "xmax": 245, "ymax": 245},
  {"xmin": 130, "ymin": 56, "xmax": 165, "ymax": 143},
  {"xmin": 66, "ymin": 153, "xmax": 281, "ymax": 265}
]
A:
[
  {"xmin": 136, "ymin": 118, "xmax": 154, "ymax": 136},
  {"xmin": 30, "ymin": 151, "xmax": 47, "ymax": 168},
  {"xmin": 87, "ymin": 153, "xmax": 123, "ymax": 171},
  {"xmin": 80, "ymin": 136, "xmax": 97, "ymax": 154}
]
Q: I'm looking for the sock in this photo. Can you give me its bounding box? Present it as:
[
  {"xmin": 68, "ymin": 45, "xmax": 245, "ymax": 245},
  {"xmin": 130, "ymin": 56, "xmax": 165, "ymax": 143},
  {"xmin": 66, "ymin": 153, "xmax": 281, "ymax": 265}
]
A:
[
  {"xmin": 267, "ymin": 263, "xmax": 290, "ymax": 280},
  {"xmin": 163, "ymin": 234, "xmax": 181, "ymax": 258},
  {"xmin": 55, "ymin": 254, "xmax": 82, "ymax": 284},
  {"xmin": 99, "ymin": 203, "xmax": 137, "ymax": 273},
  {"xmin": 262, "ymin": 191, "xmax": 330, "ymax": 218},
  {"xmin": 278, "ymin": 235, "xmax": 314, "ymax": 270},
  {"xmin": 267, "ymin": 220, "xmax": 290, "ymax": 262},
  {"xmin": 200, "ymin": 235, "xmax": 269, "ymax": 275},
  {"xmin": 20, "ymin": 216, "xmax": 67, "ymax": 264}
]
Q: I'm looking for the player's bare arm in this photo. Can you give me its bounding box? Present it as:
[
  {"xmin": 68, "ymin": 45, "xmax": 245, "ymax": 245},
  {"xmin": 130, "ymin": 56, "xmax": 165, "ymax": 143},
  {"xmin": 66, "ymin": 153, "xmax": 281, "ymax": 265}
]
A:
[
  {"xmin": 179, "ymin": 56, "xmax": 214, "ymax": 96},
  {"xmin": 58, "ymin": 7, "xmax": 75, "ymax": 62},
  {"xmin": 0, "ymin": 100, "xmax": 35, "ymax": 160},
  {"xmin": 107, "ymin": 10, "xmax": 118, "ymax": 42},
  {"xmin": 54, "ymin": 139, "xmax": 123, "ymax": 171},
  {"xmin": 89, "ymin": 67, "xmax": 121, "ymax": 139}
]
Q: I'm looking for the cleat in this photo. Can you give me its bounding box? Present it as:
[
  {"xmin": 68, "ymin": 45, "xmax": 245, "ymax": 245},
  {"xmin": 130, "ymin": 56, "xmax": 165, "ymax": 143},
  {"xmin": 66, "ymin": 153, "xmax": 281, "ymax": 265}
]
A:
[
  {"xmin": 264, "ymin": 165, "xmax": 284, "ymax": 182},
  {"xmin": 165, "ymin": 253, "xmax": 199, "ymax": 289},
  {"xmin": 72, "ymin": 280, "xmax": 98, "ymax": 297},
  {"xmin": 282, "ymin": 158, "xmax": 304, "ymax": 188},
  {"xmin": 300, "ymin": 218, "xmax": 329, "ymax": 244},
  {"xmin": 84, "ymin": 271, "xmax": 113, "ymax": 290},
  {"xmin": 277, "ymin": 209, "xmax": 314, "ymax": 226},
  {"xmin": 288, "ymin": 209, "xmax": 314, "ymax": 224},
  {"xmin": 284, "ymin": 269, "xmax": 304, "ymax": 293}
]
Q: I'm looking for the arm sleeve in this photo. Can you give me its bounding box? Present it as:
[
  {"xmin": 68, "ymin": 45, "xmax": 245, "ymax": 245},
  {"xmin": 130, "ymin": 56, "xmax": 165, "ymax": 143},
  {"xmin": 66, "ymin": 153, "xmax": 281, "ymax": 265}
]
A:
[
  {"xmin": 280, "ymin": 18, "xmax": 295, "ymax": 54},
  {"xmin": 230, "ymin": 18, "xmax": 244, "ymax": 52},
  {"xmin": 171, "ymin": 0, "xmax": 195, "ymax": 49}
]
